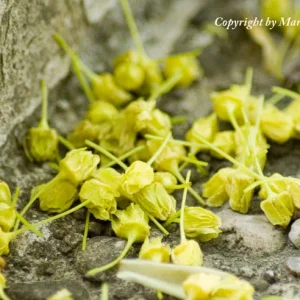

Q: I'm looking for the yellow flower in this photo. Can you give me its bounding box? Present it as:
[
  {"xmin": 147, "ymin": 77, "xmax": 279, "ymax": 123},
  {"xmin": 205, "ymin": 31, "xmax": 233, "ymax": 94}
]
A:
[
  {"xmin": 183, "ymin": 273, "xmax": 221, "ymax": 300},
  {"xmin": 79, "ymin": 179, "xmax": 117, "ymax": 221},
  {"xmin": 47, "ymin": 289, "xmax": 74, "ymax": 300},
  {"xmin": 59, "ymin": 148, "xmax": 100, "ymax": 185},
  {"xmin": 183, "ymin": 207, "xmax": 222, "ymax": 242},
  {"xmin": 261, "ymin": 191, "xmax": 294, "ymax": 227},
  {"xmin": 23, "ymin": 128, "xmax": 58, "ymax": 162},
  {"xmin": 259, "ymin": 173, "xmax": 289, "ymax": 200},
  {"xmin": 121, "ymin": 161, "xmax": 154, "ymax": 195},
  {"xmin": 92, "ymin": 167, "xmax": 122, "ymax": 193},
  {"xmin": 211, "ymin": 131, "xmax": 236, "ymax": 159},
  {"xmin": 171, "ymin": 240, "xmax": 203, "ymax": 266},
  {"xmin": 260, "ymin": 105, "xmax": 294, "ymax": 144},
  {"xmin": 203, "ymin": 168, "xmax": 235, "ymax": 207},
  {"xmin": 134, "ymin": 182, "xmax": 176, "ymax": 221},
  {"xmin": 34, "ymin": 178, "xmax": 78, "ymax": 213},
  {"xmin": 226, "ymin": 169, "xmax": 255, "ymax": 214},
  {"xmin": 0, "ymin": 181, "xmax": 11, "ymax": 205},
  {"xmin": 0, "ymin": 203, "xmax": 16, "ymax": 232},
  {"xmin": 0, "ymin": 228, "xmax": 16, "ymax": 255},
  {"xmin": 86, "ymin": 101, "xmax": 119, "ymax": 125},
  {"xmin": 139, "ymin": 237, "xmax": 170, "ymax": 262},
  {"xmin": 185, "ymin": 114, "xmax": 218, "ymax": 154},
  {"xmin": 163, "ymin": 54, "xmax": 202, "ymax": 88},
  {"xmin": 154, "ymin": 172, "xmax": 177, "ymax": 194}
]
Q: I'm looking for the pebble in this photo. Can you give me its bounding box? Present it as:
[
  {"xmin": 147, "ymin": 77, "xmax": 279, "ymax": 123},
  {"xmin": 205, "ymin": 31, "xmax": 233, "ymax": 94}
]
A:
[
  {"xmin": 289, "ymin": 219, "xmax": 300, "ymax": 248},
  {"xmin": 286, "ymin": 257, "xmax": 300, "ymax": 277}
]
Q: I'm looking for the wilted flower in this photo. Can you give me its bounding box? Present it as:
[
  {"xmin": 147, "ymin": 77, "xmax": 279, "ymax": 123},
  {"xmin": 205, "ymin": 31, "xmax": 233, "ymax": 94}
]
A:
[
  {"xmin": 185, "ymin": 114, "xmax": 218, "ymax": 154},
  {"xmin": 121, "ymin": 161, "xmax": 154, "ymax": 195},
  {"xmin": 285, "ymin": 98, "xmax": 300, "ymax": 139},
  {"xmin": 0, "ymin": 228, "xmax": 16, "ymax": 255},
  {"xmin": 134, "ymin": 182, "xmax": 176, "ymax": 220},
  {"xmin": 92, "ymin": 167, "xmax": 122, "ymax": 193},
  {"xmin": 289, "ymin": 181, "xmax": 300, "ymax": 210},
  {"xmin": 59, "ymin": 148, "xmax": 100, "ymax": 185},
  {"xmin": 211, "ymin": 275, "xmax": 255, "ymax": 299},
  {"xmin": 183, "ymin": 272, "xmax": 221, "ymax": 300},
  {"xmin": 171, "ymin": 240, "xmax": 203, "ymax": 266},
  {"xmin": 139, "ymin": 237, "xmax": 171, "ymax": 262},
  {"xmin": 79, "ymin": 179, "xmax": 118, "ymax": 221},
  {"xmin": 211, "ymin": 131, "xmax": 236, "ymax": 159},
  {"xmin": 261, "ymin": 191, "xmax": 294, "ymax": 227},
  {"xmin": 67, "ymin": 120, "xmax": 100, "ymax": 148},
  {"xmin": 86, "ymin": 101, "xmax": 119, "ymax": 125},
  {"xmin": 154, "ymin": 172, "xmax": 177, "ymax": 194},
  {"xmin": 0, "ymin": 203, "xmax": 16, "ymax": 232},
  {"xmin": 260, "ymin": 105, "xmax": 294, "ymax": 144},
  {"xmin": 203, "ymin": 167, "xmax": 235, "ymax": 207},
  {"xmin": 183, "ymin": 207, "xmax": 222, "ymax": 242},
  {"xmin": 91, "ymin": 73, "xmax": 133, "ymax": 106},
  {"xmin": 259, "ymin": 173, "xmax": 289, "ymax": 200},
  {"xmin": 47, "ymin": 289, "xmax": 74, "ymax": 300},
  {"xmin": 33, "ymin": 177, "xmax": 78, "ymax": 213},
  {"xmin": 226, "ymin": 169, "xmax": 255, "ymax": 214},
  {"xmin": 0, "ymin": 181, "xmax": 11, "ymax": 205},
  {"xmin": 163, "ymin": 54, "xmax": 202, "ymax": 88}
]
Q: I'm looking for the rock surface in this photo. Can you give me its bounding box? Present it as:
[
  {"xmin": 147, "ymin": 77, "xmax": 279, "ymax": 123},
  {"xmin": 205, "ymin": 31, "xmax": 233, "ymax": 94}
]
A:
[{"xmin": 289, "ymin": 219, "xmax": 300, "ymax": 248}]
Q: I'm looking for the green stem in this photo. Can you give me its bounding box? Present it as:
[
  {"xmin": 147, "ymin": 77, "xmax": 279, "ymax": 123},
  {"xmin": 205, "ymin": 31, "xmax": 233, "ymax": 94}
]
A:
[
  {"xmin": 58, "ymin": 135, "xmax": 75, "ymax": 150},
  {"xmin": 245, "ymin": 67, "xmax": 253, "ymax": 94},
  {"xmin": 101, "ymin": 283, "xmax": 109, "ymax": 300},
  {"xmin": 272, "ymin": 86, "xmax": 300, "ymax": 100},
  {"xmin": 119, "ymin": 0, "xmax": 146, "ymax": 58},
  {"xmin": 174, "ymin": 170, "xmax": 206, "ymax": 206},
  {"xmin": 102, "ymin": 145, "xmax": 145, "ymax": 168},
  {"xmin": 228, "ymin": 107, "xmax": 244, "ymax": 143},
  {"xmin": 266, "ymin": 93, "xmax": 285, "ymax": 106},
  {"xmin": 72, "ymin": 59, "xmax": 95, "ymax": 103},
  {"xmin": 144, "ymin": 134, "xmax": 190, "ymax": 146},
  {"xmin": 148, "ymin": 73, "xmax": 181, "ymax": 102},
  {"xmin": 15, "ymin": 212, "xmax": 43, "ymax": 237},
  {"xmin": 171, "ymin": 116, "xmax": 187, "ymax": 125},
  {"xmin": 180, "ymin": 156, "xmax": 208, "ymax": 167},
  {"xmin": 180, "ymin": 171, "xmax": 191, "ymax": 243},
  {"xmin": 147, "ymin": 133, "xmax": 171, "ymax": 166},
  {"xmin": 165, "ymin": 182, "xmax": 191, "ymax": 190},
  {"xmin": 163, "ymin": 210, "xmax": 181, "ymax": 227},
  {"xmin": 82, "ymin": 210, "xmax": 90, "ymax": 251},
  {"xmin": 87, "ymin": 236, "xmax": 135, "ymax": 276},
  {"xmin": 11, "ymin": 187, "xmax": 20, "ymax": 208},
  {"xmin": 148, "ymin": 215, "xmax": 169, "ymax": 236},
  {"xmin": 39, "ymin": 80, "xmax": 49, "ymax": 129},
  {"xmin": 48, "ymin": 162, "xmax": 60, "ymax": 172},
  {"xmin": 85, "ymin": 140, "xmax": 128, "ymax": 170}
]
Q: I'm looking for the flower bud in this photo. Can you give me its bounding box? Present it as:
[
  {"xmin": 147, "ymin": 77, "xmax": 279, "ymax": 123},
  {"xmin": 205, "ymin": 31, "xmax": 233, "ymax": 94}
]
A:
[
  {"xmin": 23, "ymin": 128, "xmax": 58, "ymax": 162},
  {"xmin": 183, "ymin": 273, "xmax": 221, "ymax": 300},
  {"xmin": 185, "ymin": 114, "xmax": 218, "ymax": 153},
  {"xmin": 259, "ymin": 173, "xmax": 288, "ymax": 200},
  {"xmin": 86, "ymin": 101, "xmax": 118, "ymax": 125},
  {"xmin": 226, "ymin": 169, "xmax": 255, "ymax": 214},
  {"xmin": 183, "ymin": 207, "xmax": 221, "ymax": 242},
  {"xmin": 114, "ymin": 61, "xmax": 145, "ymax": 91},
  {"xmin": 139, "ymin": 237, "xmax": 170, "ymax": 262},
  {"xmin": 121, "ymin": 161, "xmax": 154, "ymax": 195},
  {"xmin": 112, "ymin": 203, "xmax": 150, "ymax": 242},
  {"xmin": 0, "ymin": 203, "xmax": 16, "ymax": 232},
  {"xmin": 289, "ymin": 181, "xmax": 300, "ymax": 210},
  {"xmin": 68, "ymin": 120, "xmax": 100, "ymax": 148},
  {"xmin": 79, "ymin": 179, "xmax": 117, "ymax": 221},
  {"xmin": 47, "ymin": 289, "xmax": 74, "ymax": 300},
  {"xmin": 203, "ymin": 167, "xmax": 235, "ymax": 207},
  {"xmin": 59, "ymin": 148, "xmax": 100, "ymax": 185},
  {"xmin": 0, "ymin": 181, "xmax": 11, "ymax": 205},
  {"xmin": 91, "ymin": 73, "xmax": 133, "ymax": 106},
  {"xmin": 134, "ymin": 182, "xmax": 176, "ymax": 221},
  {"xmin": 285, "ymin": 98, "xmax": 300, "ymax": 139},
  {"xmin": 92, "ymin": 167, "xmax": 122, "ymax": 193},
  {"xmin": 211, "ymin": 130, "xmax": 236, "ymax": 158},
  {"xmin": 34, "ymin": 177, "xmax": 77, "ymax": 213},
  {"xmin": 261, "ymin": 106, "xmax": 294, "ymax": 144},
  {"xmin": 261, "ymin": 191, "xmax": 294, "ymax": 227},
  {"xmin": 163, "ymin": 55, "xmax": 202, "ymax": 88},
  {"xmin": 154, "ymin": 172, "xmax": 177, "ymax": 194},
  {"xmin": 0, "ymin": 272, "xmax": 6, "ymax": 287},
  {"xmin": 171, "ymin": 240, "xmax": 203, "ymax": 266}
]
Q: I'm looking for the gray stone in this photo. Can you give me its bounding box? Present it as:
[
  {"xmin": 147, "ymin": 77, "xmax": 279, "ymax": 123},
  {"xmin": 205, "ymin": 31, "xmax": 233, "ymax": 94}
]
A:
[
  {"xmin": 266, "ymin": 283, "xmax": 300, "ymax": 298},
  {"xmin": 286, "ymin": 257, "xmax": 300, "ymax": 277},
  {"xmin": 75, "ymin": 236, "xmax": 136, "ymax": 282},
  {"xmin": 289, "ymin": 219, "xmax": 300, "ymax": 248},
  {"xmin": 217, "ymin": 209, "xmax": 286, "ymax": 255},
  {"xmin": 6, "ymin": 280, "xmax": 90, "ymax": 300}
]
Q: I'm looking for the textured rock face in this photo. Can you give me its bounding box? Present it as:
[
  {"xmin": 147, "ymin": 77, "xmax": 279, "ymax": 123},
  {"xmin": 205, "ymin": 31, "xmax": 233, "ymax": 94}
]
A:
[{"xmin": 1, "ymin": 0, "xmax": 300, "ymax": 299}]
